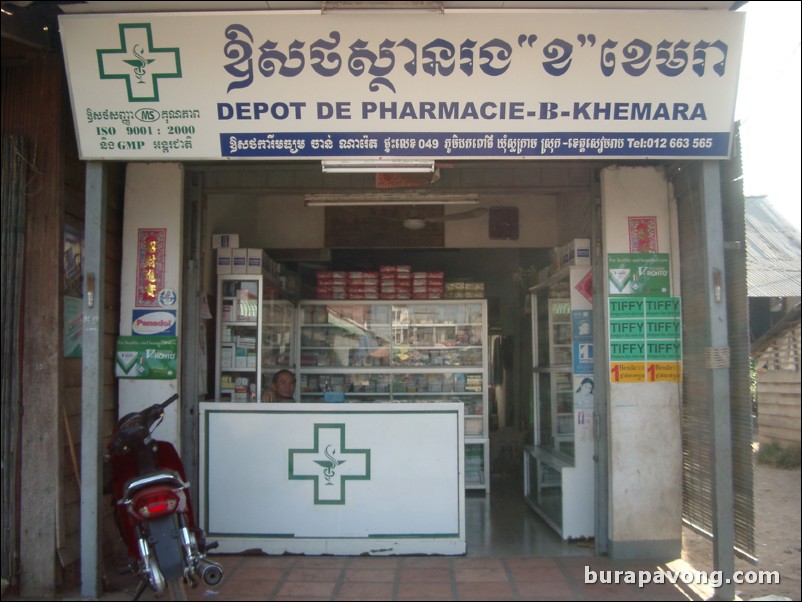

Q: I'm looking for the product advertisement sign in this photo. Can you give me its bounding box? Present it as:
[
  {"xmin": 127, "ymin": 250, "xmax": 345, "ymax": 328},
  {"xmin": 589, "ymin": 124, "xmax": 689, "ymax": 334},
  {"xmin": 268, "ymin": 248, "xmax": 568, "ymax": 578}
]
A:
[
  {"xmin": 608, "ymin": 297, "xmax": 682, "ymax": 383},
  {"xmin": 59, "ymin": 10, "xmax": 743, "ymax": 161},
  {"xmin": 115, "ymin": 335, "xmax": 178, "ymax": 379},
  {"xmin": 132, "ymin": 309, "xmax": 177, "ymax": 336},
  {"xmin": 608, "ymin": 253, "xmax": 671, "ymax": 297}
]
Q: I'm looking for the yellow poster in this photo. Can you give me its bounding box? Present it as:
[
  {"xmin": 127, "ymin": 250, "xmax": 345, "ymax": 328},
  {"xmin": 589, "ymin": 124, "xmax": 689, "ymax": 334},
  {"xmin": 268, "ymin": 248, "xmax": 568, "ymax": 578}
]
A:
[{"xmin": 610, "ymin": 362, "xmax": 645, "ymax": 383}]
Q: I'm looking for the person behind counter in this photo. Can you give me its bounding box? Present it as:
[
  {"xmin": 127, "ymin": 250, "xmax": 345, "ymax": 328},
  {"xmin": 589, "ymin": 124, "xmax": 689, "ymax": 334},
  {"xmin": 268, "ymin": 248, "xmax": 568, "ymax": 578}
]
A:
[{"xmin": 263, "ymin": 369, "xmax": 296, "ymax": 402}]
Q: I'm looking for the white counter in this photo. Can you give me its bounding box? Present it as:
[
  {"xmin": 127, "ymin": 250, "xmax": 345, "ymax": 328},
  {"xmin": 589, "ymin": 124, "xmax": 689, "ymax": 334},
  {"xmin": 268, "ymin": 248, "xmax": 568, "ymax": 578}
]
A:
[{"xmin": 199, "ymin": 402, "xmax": 466, "ymax": 555}]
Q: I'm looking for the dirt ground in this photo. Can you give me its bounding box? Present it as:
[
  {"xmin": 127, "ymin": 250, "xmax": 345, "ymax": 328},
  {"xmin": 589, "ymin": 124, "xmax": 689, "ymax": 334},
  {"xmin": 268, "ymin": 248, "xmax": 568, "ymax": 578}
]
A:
[{"xmin": 682, "ymin": 463, "xmax": 802, "ymax": 600}]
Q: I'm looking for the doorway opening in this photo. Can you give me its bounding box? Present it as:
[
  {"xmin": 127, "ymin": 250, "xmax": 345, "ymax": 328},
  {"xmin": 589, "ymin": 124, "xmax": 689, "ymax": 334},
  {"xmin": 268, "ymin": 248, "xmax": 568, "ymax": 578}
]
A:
[{"xmin": 199, "ymin": 160, "xmax": 599, "ymax": 556}]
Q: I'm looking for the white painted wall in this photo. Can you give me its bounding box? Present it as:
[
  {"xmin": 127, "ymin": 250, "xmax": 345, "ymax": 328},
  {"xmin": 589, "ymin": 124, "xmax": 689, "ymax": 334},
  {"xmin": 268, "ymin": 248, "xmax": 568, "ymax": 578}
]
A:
[
  {"xmin": 205, "ymin": 194, "xmax": 324, "ymax": 250},
  {"xmin": 446, "ymin": 194, "xmax": 560, "ymax": 248},
  {"xmin": 119, "ymin": 163, "xmax": 184, "ymax": 448},
  {"xmin": 601, "ymin": 166, "xmax": 683, "ymax": 560}
]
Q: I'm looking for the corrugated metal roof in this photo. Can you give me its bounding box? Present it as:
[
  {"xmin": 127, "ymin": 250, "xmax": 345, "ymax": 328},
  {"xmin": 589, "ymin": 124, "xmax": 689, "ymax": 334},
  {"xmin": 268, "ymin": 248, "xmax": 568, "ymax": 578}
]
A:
[{"xmin": 746, "ymin": 196, "xmax": 802, "ymax": 298}]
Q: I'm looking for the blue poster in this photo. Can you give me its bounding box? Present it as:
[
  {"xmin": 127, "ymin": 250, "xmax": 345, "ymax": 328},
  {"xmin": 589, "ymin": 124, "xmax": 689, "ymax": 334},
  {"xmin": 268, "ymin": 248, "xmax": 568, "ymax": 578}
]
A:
[{"xmin": 132, "ymin": 309, "xmax": 177, "ymax": 336}]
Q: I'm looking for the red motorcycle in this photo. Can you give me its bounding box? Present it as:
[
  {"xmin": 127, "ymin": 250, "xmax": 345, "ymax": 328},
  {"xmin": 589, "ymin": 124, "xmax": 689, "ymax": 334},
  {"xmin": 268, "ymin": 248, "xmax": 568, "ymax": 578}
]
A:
[{"xmin": 106, "ymin": 394, "xmax": 223, "ymax": 600}]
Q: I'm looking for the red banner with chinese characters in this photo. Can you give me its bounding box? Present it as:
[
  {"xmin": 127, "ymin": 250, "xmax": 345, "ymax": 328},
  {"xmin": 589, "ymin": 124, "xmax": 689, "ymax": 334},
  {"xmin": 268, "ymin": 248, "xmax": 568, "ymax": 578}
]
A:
[
  {"xmin": 136, "ymin": 228, "xmax": 166, "ymax": 307},
  {"xmin": 628, "ymin": 216, "xmax": 658, "ymax": 253}
]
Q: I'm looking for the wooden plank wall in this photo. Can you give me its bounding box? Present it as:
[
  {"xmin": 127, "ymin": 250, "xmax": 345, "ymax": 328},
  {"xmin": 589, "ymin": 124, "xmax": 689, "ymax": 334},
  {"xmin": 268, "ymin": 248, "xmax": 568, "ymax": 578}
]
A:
[
  {"xmin": 3, "ymin": 50, "xmax": 65, "ymax": 597},
  {"xmin": 756, "ymin": 322, "xmax": 801, "ymax": 447},
  {"xmin": 2, "ymin": 43, "xmax": 124, "ymax": 592},
  {"xmin": 757, "ymin": 371, "xmax": 802, "ymax": 446}
]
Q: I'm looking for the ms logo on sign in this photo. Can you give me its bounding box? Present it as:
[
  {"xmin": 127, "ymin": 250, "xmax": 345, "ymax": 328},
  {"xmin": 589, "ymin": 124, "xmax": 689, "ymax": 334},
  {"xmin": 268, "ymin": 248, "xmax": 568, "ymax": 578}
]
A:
[
  {"xmin": 289, "ymin": 424, "xmax": 370, "ymax": 505},
  {"xmin": 97, "ymin": 23, "xmax": 182, "ymax": 102}
]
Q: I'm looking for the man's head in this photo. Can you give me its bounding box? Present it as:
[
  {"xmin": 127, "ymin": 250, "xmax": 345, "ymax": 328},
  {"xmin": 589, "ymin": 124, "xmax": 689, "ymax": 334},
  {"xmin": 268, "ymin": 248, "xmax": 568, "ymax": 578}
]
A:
[{"xmin": 272, "ymin": 369, "xmax": 296, "ymax": 400}]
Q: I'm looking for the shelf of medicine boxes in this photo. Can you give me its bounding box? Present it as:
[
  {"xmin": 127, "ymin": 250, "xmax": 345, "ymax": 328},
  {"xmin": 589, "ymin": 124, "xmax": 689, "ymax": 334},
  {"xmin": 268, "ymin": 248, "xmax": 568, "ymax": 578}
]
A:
[
  {"xmin": 527, "ymin": 263, "xmax": 594, "ymax": 538},
  {"xmin": 215, "ymin": 274, "xmax": 296, "ymax": 402},
  {"xmin": 529, "ymin": 295, "xmax": 575, "ymax": 458},
  {"xmin": 297, "ymin": 300, "xmax": 490, "ymax": 491},
  {"xmin": 548, "ymin": 300, "xmax": 574, "ymax": 452}
]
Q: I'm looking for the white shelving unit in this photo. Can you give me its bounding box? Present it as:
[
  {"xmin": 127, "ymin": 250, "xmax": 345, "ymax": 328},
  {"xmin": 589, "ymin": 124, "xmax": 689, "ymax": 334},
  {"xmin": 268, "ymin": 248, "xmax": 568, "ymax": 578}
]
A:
[
  {"xmin": 524, "ymin": 265, "xmax": 595, "ymax": 539},
  {"xmin": 215, "ymin": 275, "xmax": 295, "ymax": 402},
  {"xmin": 298, "ymin": 300, "xmax": 490, "ymax": 492},
  {"xmin": 548, "ymin": 299, "xmax": 575, "ymax": 454}
]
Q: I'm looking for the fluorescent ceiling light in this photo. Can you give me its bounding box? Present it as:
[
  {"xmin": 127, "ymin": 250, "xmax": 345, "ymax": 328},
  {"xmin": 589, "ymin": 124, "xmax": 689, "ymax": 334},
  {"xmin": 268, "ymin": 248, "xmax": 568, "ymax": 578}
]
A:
[
  {"xmin": 321, "ymin": 160, "xmax": 435, "ymax": 174},
  {"xmin": 305, "ymin": 193, "xmax": 479, "ymax": 207}
]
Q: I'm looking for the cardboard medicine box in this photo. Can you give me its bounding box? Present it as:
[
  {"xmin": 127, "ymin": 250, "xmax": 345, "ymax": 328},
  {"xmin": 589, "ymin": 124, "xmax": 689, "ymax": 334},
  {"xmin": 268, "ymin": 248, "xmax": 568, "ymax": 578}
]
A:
[
  {"xmin": 216, "ymin": 248, "xmax": 233, "ymax": 274},
  {"xmin": 231, "ymin": 248, "xmax": 248, "ymax": 274},
  {"xmin": 562, "ymin": 238, "xmax": 591, "ymax": 266},
  {"xmin": 246, "ymin": 248, "xmax": 268, "ymax": 274},
  {"xmin": 212, "ymin": 233, "xmax": 240, "ymax": 249}
]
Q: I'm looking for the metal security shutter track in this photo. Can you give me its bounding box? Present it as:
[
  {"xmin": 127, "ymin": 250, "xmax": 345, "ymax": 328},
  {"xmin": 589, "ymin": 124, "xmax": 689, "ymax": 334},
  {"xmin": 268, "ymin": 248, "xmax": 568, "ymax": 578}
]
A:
[
  {"xmin": 720, "ymin": 130, "xmax": 755, "ymax": 561},
  {"xmin": 675, "ymin": 162, "xmax": 715, "ymax": 540},
  {"xmin": 1, "ymin": 135, "xmax": 29, "ymax": 583},
  {"xmin": 673, "ymin": 140, "xmax": 756, "ymax": 562}
]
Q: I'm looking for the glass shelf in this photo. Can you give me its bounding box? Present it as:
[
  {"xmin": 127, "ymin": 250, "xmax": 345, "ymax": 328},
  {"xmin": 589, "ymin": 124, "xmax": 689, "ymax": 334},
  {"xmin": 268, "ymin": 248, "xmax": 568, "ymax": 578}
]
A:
[
  {"xmin": 299, "ymin": 300, "xmax": 489, "ymax": 492},
  {"xmin": 527, "ymin": 264, "xmax": 595, "ymax": 539},
  {"xmin": 215, "ymin": 275, "xmax": 295, "ymax": 402}
]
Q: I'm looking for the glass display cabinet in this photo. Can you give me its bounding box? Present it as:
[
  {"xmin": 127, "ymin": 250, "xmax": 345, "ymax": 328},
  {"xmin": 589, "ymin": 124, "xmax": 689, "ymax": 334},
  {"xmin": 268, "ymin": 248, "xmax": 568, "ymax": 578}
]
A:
[
  {"xmin": 298, "ymin": 300, "xmax": 490, "ymax": 491},
  {"xmin": 524, "ymin": 265, "xmax": 595, "ymax": 539},
  {"xmin": 215, "ymin": 275, "xmax": 295, "ymax": 402},
  {"xmin": 261, "ymin": 294, "xmax": 295, "ymax": 385}
]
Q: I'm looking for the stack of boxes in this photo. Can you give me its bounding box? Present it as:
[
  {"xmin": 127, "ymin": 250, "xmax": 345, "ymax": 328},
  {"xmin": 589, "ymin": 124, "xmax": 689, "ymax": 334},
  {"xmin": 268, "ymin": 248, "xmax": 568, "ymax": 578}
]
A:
[
  {"xmin": 214, "ymin": 233, "xmax": 298, "ymax": 296},
  {"xmin": 445, "ymin": 280, "xmax": 485, "ymax": 299},
  {"xmin": 315, "ymin": 271, "xmax": 381, "ymax": 300},
  {"xmin": 315, "ymin": 271, "xmax": 347, "ymax": 300},
  {"xmin": 380, "ymin": 265, "xmax": 412, "ymax": 299},
  {"xmin": 559, "ymin": 238, "xmax": 591, "ymax": 267},
  {"xmin": 412, "ymin": 271, "xmax": 445, "ymax": 299},
  {"xmin": 346, "ymin": 272, "xmax": 380, "ymax": 300},
  {"xmin": 314, "ymin": 266, "xmax": 453, "ymax": 300},
  {"xmin": 539, "ymin": 237, "xmax": 591, "ymax": 283}
]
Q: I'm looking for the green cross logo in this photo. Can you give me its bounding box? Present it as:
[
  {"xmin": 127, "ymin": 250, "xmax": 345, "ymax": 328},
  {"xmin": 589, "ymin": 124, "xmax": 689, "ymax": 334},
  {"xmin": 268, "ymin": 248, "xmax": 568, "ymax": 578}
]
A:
[
  {"xmin": 289, "ymin": 424, "xmax": 370, "ymax": 505},
  {"xmin": 97, "ymin": 23, "xmax": 181, "ymax": 102}
]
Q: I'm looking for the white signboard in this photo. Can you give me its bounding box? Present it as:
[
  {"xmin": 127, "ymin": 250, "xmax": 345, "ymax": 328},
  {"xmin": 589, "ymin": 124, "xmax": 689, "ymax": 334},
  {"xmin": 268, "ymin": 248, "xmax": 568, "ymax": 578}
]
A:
[
  {"xmin": 199, "ymin": 402, "xmax": 465, "ymax": 555},
  {"xmin": 59, "ymin": 10, "xmax": 744, "ymax": 161}
]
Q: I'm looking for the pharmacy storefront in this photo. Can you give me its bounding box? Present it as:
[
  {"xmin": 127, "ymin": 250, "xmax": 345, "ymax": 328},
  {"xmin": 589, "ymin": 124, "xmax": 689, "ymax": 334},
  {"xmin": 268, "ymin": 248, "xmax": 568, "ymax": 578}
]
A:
[{"xmin": 59, "ymin": 3, "xmax": 747, "ymax": 570}]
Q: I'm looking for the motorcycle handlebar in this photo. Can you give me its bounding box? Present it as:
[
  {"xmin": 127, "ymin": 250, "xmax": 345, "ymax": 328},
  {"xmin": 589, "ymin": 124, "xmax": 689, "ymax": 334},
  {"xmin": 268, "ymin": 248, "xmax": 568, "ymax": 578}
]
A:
[
  {"xmin": 108, "ymin": 394, "xmax": 180, "ymax": 456},
  {"xmin": 159, "ymin": 393, "xmax": 179, "ymax": 411},
  {"xmin": 142, "ymin": 393, "xmax": 179, "ymax": 428}
]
